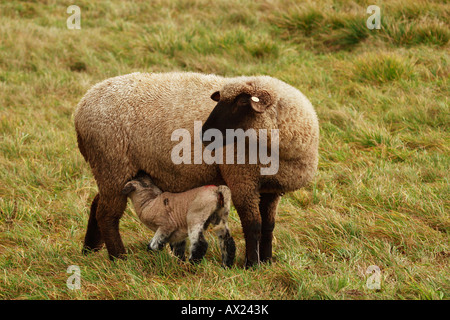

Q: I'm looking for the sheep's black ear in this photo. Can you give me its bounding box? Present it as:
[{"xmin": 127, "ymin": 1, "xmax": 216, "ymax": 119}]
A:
[
  {"xmin": 250, "ymin": 90, "xmax": 272, "ymax": 113},
  {"xmin": 122, "ymin": 182, "xmax": 136, "ymax": 195},
  {"xmin": 211, "ymin": 91, "xmax": 220, "ymax": 102}
]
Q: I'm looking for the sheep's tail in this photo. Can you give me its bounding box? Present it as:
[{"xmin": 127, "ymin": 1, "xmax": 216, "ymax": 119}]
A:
[{"xmin": 216, "ymin": 185, "xmax": 231, "ymax": 210}]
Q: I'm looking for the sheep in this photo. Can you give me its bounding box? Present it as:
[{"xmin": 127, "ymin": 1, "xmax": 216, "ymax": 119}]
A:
[
  {"xmin": 74, "ymin": 71, "xmax": 319, "ymax": 267},
  {"xmin": 121, "ymin": 172, "xmax": 236, "ymax": 267}
]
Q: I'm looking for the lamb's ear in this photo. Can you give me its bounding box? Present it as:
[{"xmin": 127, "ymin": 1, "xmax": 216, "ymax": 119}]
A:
[
  {"xmin": 211, "ymin": 91, "xmax": 220, "ymax": 102},
  {"xmin": 249, "ymin": 90, "xmax": 272, "ymax": 113},
  {"xmin": 122, "ymin": 182, "xmax": 136, "ymax": 195}
]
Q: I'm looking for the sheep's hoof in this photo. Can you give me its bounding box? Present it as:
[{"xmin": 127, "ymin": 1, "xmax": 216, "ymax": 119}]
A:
[
  {"xmin": 108, "ymin": 252, "xmax": 127, "ymax": 261},
  {"xmin": 81, "ymin": 245, "xmax": 103, "ymax": 255},
  {"xmin": 261, "ymin": 257, "xmax": 273, "ymax": 265},
  {"xmin": 244, "ymin": 258, "xmax": 261, "ymax": 269}
]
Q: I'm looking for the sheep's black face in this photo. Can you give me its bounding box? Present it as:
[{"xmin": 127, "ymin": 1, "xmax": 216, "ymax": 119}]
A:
[{"xmin": 202, "ymin": 92, "xmax": 257, "ymax": 147}]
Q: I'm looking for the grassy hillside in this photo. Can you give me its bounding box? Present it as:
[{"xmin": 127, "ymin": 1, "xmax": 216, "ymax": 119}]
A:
[{"xmin": 0, "ymin": 0, "xmax": 448, "ymax": 299}]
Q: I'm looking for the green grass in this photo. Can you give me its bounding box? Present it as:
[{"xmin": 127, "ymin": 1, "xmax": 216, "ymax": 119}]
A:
[{"xmin": 0, "ymin": 0, "xmax": 449, "ymax": 300}]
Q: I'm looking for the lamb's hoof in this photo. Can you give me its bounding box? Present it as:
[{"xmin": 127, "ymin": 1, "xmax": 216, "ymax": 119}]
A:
[
  {"xmin": 189, "ymin": 257, "xmax": 204, "ymax": 265},
  {"xmin": 222, "ymin": 262, "xmax": 233, "ymax": 269},
  {"xmin": 170, "ymin": 241, "xmax": 186, "ymax": 261},
  {"xmin": 189, "ymin": 240, "xmax": 208, "ymax": 265},
  {"xmin": 222, "ymin": 259, "xmax": 235, "ymax": 269}
]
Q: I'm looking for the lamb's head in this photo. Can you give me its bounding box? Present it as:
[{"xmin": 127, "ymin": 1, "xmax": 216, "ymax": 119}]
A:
[
  {"xmin": 121, "ymin": 174, "xmax": 162, "ymax": 198},
  {"xmin": 202, "ymin": 77, "xmax": 279, "ymax": 145}
]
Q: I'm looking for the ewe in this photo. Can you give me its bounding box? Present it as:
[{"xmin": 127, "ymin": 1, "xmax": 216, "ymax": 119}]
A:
[{"xmin": 75, "ymin": 72, "xmax": 319, "ymax": 267}]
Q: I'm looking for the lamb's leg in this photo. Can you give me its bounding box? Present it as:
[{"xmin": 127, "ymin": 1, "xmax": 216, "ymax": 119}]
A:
[
  {"xmin": 96, "ymin": 193, "xmax": 128, "ymax": 260},
  {"xmin": 188, "ymin": 225, "xmax": 208, "ymax": 264},
  {"xmin": 170, "ymin": 240, "xmax": 186, "ymax": 261},
  {"xmin": 215, "ymin": 219, "xmax": 236, "ymax": 268},
  {"xmin": 259, "ymin": 193, "xmax": 281, "ymax": 263},
  {"xmin": 147, "ymin": 228, "xmax": 171, "ymax": 251},
  {"xmin": 82, "ymin": 193, "xmax": 104, "ymax": 254}
]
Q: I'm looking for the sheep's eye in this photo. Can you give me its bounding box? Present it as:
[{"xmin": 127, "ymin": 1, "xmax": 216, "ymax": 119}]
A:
[
  {"xmin": 231, "ymin": 95, "xmax": 251, "ymax": 114},
  {"xmin": 236, "ymin": 96, "xmax": 250, "ymax": 108}
]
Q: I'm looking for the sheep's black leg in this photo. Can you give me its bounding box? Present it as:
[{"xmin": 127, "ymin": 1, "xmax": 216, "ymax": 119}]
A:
[
  {"xmin": 170, "ymin": 240, "xmax": 186, "ymax": 261},
  {"xmin": 82, "ymin": 193, "xmax": 104, "ymax": 254},
  {"xmin": 96, "ymin": 193, "xmax": 128, "ymax": 260},
  {"xmin": 188, "ymin": 229, "xmax": 208, "ymax": 264},
  {"xmin": 259, "ymin": 193, "xmax": 281, "ymax": 263},
  {"xmin": 232, "ymin": 194, "xmax": 261, "ymax": 268}
]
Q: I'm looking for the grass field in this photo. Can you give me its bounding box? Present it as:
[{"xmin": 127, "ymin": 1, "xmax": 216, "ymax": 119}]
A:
[{"xmin": 0, "ymin": 0, "xmax": 449, "ymax": 300}]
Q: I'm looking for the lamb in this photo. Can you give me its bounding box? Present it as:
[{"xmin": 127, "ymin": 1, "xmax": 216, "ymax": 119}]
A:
[
  {"xmin": 74, "ymin": 71, "xmax": 319, "ymax": 267},
  {"xmin": 121, "ymin": 172, "xmax": 236, "ymax": 267}
]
